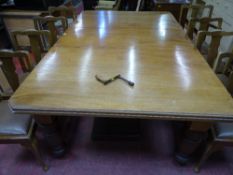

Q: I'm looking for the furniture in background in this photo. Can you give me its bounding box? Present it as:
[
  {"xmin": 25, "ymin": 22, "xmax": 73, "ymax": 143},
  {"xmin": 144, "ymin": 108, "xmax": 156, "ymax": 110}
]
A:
[
  {"xmin": 10, "ymin": 29, "xmax": 53, "ymax": 65},
  {"xmin": 13, "ymin": 0, "xmax": 65, "ymax": 10},
  {"xmin": 201, "ymin": 0, "xmax": 233, "ymax": 53},
  {"xmin": 0, "ymin": 11, "xmax": 45, "ymax": 48},
  {"xmin": 179, "ymin": 4, "xmax": 213, "ymax": 28},
  {"xmin": 82, "ymin": 0, "xmax": 98, "ymax": 9},
  {"xmin": 48, "ymin": 5, "xmax": 77, "ymax": 25},
  {"xmin": 95, "ymin": 0, "xmax": 122, "ymax": 10},
  {"xmin": 0, "ymin": 50, "xmax": 30, "ymax": 96},
  {"xmin": 150, "ymin": 0, "xmax": 191, "ymax": 23},
  {"xmin": 213, "ymin": 52, "xmax": 233, "ymax": 96},
  {"xmin": 0, "ymin": 49, "xmax": 47, "ymax": 171},
  {"xmin": 8, "ymin": 11, "xmax": 233, "ymax": 164},
  {"xmin": 194, "ymin": 122, "xmax": 233, "ymax": 173},
  {"xmin": 0, "ymin": 0, "xmax": 79, "ymax": 49},
  {"xmin": 194, "ymin": 53, "xmax": 233, "ymax": 173},
  {"xmin": 186, "ymin": 17, "xmax": 222, "ymax": 40},
  {"xmin": 195, "ymin": 31, "xmax": 233, "ymax": 67},
  {"xmin": 34, "ymin": 16, "xmax": 68, "ymax": 44}
]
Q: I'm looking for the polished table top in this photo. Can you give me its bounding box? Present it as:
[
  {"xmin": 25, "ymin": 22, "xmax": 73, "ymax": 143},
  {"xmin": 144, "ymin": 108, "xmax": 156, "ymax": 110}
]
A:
[{"xmin": 9, "ymin": 11, "xmax": 233, "ymax": 121}]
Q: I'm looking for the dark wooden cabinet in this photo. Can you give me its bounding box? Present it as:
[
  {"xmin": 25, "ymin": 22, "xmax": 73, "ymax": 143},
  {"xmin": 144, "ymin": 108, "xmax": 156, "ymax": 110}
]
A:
[{"xmin": 151, "ymin": 0, "xmax": 191, "ymax": 22}]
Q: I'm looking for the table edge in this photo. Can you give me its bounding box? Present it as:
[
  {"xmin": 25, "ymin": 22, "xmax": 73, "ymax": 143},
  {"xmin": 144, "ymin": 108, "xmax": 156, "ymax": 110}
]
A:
[{"xmin": 9, "ymin": 106, "xmax": 233, "ymax": 122}]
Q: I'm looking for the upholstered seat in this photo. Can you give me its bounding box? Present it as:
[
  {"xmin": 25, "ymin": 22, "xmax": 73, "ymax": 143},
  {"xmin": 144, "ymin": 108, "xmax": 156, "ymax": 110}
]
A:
[
  {"xmin": 0, "ymin": 101, "xmax": 31, "ymax": 135},
  {"xmin": 214, "ymin": 122, "xmax": 233, "ymax": 139}
]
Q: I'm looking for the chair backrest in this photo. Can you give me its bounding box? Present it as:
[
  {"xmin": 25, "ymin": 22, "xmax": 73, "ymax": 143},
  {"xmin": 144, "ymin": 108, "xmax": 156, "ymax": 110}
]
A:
[
  {"xmin": 34, "ymin": 16, "xmax": 68, "ymax": 44},
  {"xmin": 213, "ymin": 52, "xmax": 233, "ymax": 95},
  {"xmin": 0, "ymin": 50, "xmax": 30, "ymax": 96},
  {"xmin": 11, "ymin": 29, "xmax": 53, "ymax": 64},
  {"xmin": 195, "ymin": 31, "xmax": 233, "ymax": 67},
  {"xmin": 179, "ymin": 4, "xmax": 214, "ymax": 27},
  {"xmin": 186, "ymin": 17, "xmax": 222, "ymax": 40},
  {"xmin": 213, "ymin": 52, "xmax": 233, "ymax": 74},
  {"xmin": 48, "ymin": 5, "xmax": 77, "ymax": 23}
]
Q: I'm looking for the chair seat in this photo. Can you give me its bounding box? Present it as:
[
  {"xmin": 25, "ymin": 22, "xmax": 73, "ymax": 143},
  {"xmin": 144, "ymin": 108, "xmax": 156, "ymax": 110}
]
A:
[
  {"xmin": 214, "ymin": 122, "xmax": 233, "ymax": 139},
  {"xmin": 0, "ymin": 101, "xmax": 31, "ymax": 135}
]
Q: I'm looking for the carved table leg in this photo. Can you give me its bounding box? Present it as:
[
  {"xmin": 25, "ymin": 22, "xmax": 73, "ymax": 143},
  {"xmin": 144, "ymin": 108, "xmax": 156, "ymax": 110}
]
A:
[
  {"xmin": 34, "ymin": 115, "xmax": 66, "ymax": 158},
  {"xmin": 175, "ymin": 121, "xmax": 212, "ymax": 165}
]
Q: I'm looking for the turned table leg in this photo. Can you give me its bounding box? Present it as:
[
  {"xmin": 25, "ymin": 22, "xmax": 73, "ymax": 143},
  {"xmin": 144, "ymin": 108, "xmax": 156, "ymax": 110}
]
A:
[
  {"xmin": 175, "ymin": 121, "xmax": 212, "ymax": 165},
  {"xmin": 34, "ymin": 115, "xmax": 66, "ymax": 158}
]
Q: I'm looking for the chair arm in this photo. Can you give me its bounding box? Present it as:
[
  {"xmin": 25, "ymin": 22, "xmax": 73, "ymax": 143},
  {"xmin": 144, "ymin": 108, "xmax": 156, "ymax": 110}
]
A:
[
  {"xmin": 209, "ymin": 18, "xmax": 223, "ymax": 29},
  {"xmin": 213, "ymin": 52, "xmax": 233, "ymax": 73}
]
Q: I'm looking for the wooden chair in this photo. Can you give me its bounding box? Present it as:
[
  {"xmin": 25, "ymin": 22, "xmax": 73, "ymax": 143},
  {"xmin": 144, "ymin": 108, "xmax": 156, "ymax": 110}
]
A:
[
  {"xmin": 179, "ymin": 4, "xmax": 214, "ymax": 28},
  {"xmin": 194, "ymin": 122, "xmax": 233, "ymax": 173},
  {"xmin": 0, "ymin": 50, "xmax": 48, "ymax": 171},
  {"xmin": 34, "ymin": 16, "xmax": 68, "ymax": 45},
  {"xmin": 0, "ymin": 50, "xmax": 32, "ymax": 95},
  {"xmin": 11, "ymin": 29, "xmax": 53, "ymax": 65},
  {"xmin": 186, "ymin": 17, "xmax": 222, "ymax": 40},
  {"xmin": 213, "ymin": 52, "xmax": 233, "ymax": 95},
  {"xmin": 195, "ymin": 31, "xmax": 233, "ymax": 68},
  {"xmin": 194, "ymin": 52, "xmax": 233, "ymax": 173},
  {"xmin": 48, "ymin": 5, "xmax": 77, "ymax": 25}
]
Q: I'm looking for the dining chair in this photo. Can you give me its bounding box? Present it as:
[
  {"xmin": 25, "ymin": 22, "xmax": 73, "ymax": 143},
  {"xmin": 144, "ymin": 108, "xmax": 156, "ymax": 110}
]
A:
[
  {"xmin": 0, "ymin": 50, "xmax": 48, "ymax": 171},
  {"xmin": 179, "ymin": 4, "xmax": 214, "ymax": 28},
  {"xmin": 34, "ymin": 16, "xmax": 68, "ymax": 45},
  {"xmin": 213, "ymin": 52, "xmax": 233, "ymax": 95},
  {"xmin": 194, "ymin": 122, "xmax": 233, "ymax": 173},
  {"xmin": 0, "ymin": 49, "xmax": 32, "ymax": 97},
  {"xmin": 186, "ymin": 17, "xmax": 222, "ymax": 40},
  {"xmin": 195, "ymin": 31, "xmax": 233, "ymax": 68},
  {"xmin": 194, "ymin": 52, "xmax": 233, "ymax": 173},
  {"xmin": 48, "ymin": 5, "xmax": 77, "ymax": 25},
  {"xmin": 10, "ymin": 29, "xmax": 53, "ymax": 65}
]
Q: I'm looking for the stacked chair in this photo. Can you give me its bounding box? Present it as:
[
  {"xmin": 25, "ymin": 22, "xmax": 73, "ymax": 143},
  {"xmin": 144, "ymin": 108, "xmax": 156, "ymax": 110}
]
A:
[
  {"xmin": 0, "ymin": 4, "xmax": 78, "ymax": 170},
  {"xmin": 179, "ymin": 1, "xmax": 233, "ymax": 173}
]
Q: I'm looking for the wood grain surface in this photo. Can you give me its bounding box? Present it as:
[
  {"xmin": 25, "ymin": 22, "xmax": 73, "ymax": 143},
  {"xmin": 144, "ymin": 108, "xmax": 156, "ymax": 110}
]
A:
[{"xmin": 9, "ymin": 11, "xmax": 233, "ymax": 121}]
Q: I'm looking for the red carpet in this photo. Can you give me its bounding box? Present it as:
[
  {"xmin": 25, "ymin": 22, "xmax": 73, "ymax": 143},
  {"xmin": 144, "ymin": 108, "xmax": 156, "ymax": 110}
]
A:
[{"xmin": 0, "ymin": 118, "xmax": 232, "ymax": 175}]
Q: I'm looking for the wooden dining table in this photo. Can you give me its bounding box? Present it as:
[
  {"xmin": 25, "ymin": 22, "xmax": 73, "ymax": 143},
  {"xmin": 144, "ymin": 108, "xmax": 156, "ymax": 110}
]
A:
[{"xmin": 9, "ymin": 11, "xmax": 233, "ymax": 163}]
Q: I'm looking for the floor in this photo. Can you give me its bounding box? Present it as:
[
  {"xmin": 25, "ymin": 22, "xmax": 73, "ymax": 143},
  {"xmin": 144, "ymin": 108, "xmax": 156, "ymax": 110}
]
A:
[{"xmin": 0, "ymin": 118, "xmax": 233, "ymax": 175}]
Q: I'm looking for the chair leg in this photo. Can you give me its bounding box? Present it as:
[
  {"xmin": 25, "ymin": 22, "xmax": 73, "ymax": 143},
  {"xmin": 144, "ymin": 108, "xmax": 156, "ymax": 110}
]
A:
[
  {"xmin": 30, "ymin": 136, "xmax": 49, "ymax": 171},
  {"xmin": 194, "ymin": 142, "xmax": 216, "ymax": 173}
]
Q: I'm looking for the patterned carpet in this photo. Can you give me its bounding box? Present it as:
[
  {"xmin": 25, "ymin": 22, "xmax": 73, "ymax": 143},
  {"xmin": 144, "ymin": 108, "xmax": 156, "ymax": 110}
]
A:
[{"xmin": 0, "ymin": 118, "xmax": 233, "ymax": 175}]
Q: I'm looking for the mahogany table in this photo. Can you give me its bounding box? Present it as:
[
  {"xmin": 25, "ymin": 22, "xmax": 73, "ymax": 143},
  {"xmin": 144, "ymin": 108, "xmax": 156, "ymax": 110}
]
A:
[{"xmin": 9, "ymin": 11, "xmax": 233, "ymax": 162}]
